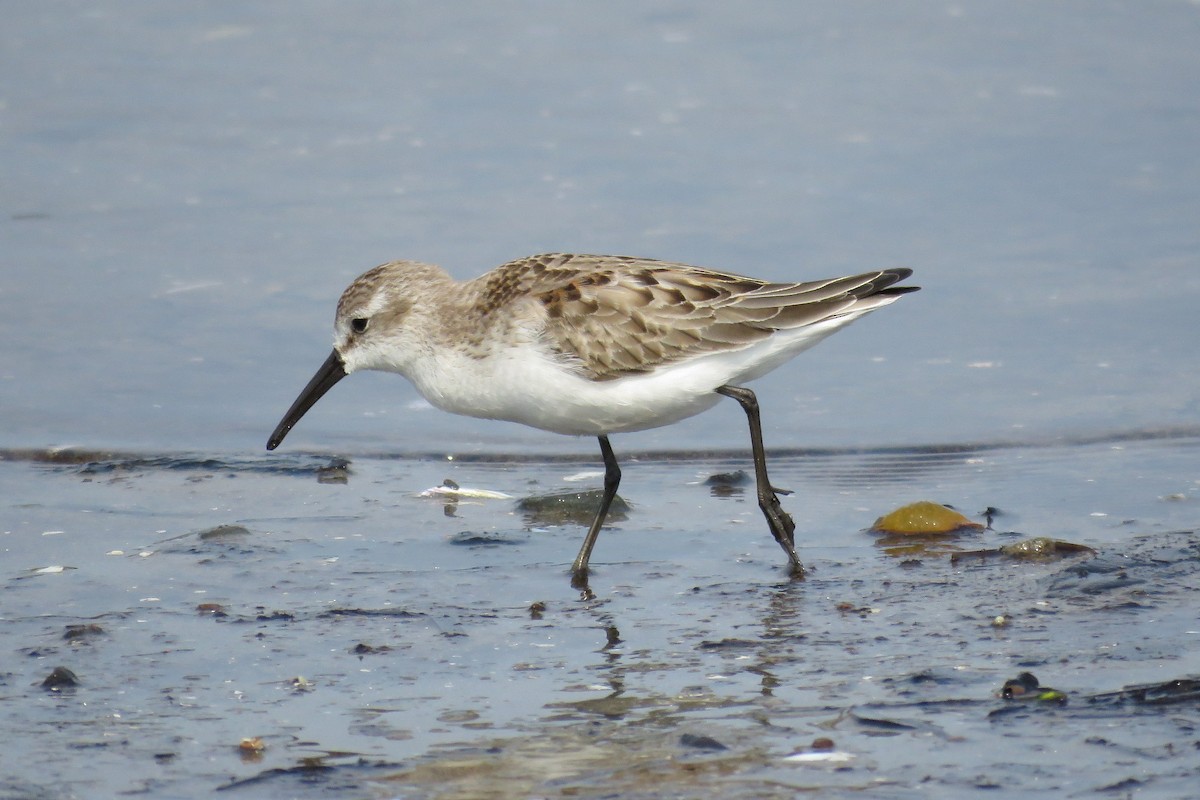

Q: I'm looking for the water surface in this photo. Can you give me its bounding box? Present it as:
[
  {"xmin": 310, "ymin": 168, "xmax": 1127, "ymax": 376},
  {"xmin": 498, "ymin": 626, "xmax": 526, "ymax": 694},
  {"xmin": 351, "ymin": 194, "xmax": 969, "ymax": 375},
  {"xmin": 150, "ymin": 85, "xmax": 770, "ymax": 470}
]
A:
[{"xmin": 3, "ymin": 434, "xmax": 1199, "ymax": 797}]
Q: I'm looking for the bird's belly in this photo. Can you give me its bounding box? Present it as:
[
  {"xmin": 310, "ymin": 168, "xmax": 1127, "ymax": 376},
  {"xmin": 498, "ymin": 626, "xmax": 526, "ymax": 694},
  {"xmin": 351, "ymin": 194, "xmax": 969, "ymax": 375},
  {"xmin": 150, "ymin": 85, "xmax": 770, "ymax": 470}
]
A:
[
  {"xmin": 410, "ymin": 349, "xmax": 727, "ymax": 436},
  {"xmin": 404, "ymin": 319, "xmax": 855, "ymax": 437}
]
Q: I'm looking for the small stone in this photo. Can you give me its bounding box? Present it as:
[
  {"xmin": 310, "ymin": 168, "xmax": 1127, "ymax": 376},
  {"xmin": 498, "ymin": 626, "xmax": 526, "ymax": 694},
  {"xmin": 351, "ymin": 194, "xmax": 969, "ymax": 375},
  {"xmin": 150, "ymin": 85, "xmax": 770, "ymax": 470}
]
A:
[
  {"xmin": 63, "ymin": 624, "xmax": 104, "ymax": 641},
  {"xmin": 680, "ymin": 733, "xmax": 728, "ymax": 751},
  {"xmin": 41, "ymin": 666, "xmax": 80, "ymax": 690}
]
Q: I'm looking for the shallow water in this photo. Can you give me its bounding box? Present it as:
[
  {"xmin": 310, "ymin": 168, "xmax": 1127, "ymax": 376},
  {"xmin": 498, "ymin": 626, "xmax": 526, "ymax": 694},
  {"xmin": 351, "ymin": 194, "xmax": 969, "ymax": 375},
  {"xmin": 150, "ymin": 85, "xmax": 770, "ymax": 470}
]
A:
[
  {"xmin": 3, "ymin": 3, "xmax": 1199, "ymax": 798},
  {"xmin": 3, "ymin": 433, "xmax": 1198, "ymax": 798}
]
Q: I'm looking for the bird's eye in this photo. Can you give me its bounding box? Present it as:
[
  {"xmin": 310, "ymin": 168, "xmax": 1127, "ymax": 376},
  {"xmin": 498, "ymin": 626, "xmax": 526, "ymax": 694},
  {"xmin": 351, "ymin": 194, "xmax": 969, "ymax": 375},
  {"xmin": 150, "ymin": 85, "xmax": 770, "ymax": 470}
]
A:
[{"xmin": 350, "ymin": 317, "xmax": 369, "ymax": 334}]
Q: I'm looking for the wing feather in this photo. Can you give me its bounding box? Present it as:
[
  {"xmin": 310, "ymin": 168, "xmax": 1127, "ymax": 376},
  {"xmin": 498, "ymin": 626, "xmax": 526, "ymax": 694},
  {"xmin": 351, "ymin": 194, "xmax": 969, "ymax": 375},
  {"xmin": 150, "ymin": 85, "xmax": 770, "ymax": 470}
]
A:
[{"xmin": 468, "ymin": 253, "xmax": 914, "ymax": 381}]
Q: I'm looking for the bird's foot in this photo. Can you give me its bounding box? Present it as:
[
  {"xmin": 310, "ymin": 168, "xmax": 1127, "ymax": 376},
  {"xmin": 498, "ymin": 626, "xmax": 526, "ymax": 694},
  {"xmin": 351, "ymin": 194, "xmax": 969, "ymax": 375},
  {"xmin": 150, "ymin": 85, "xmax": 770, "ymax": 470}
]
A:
[
  {"xmin": 760, "ymin": 492, "xmax": 804, "ymax": 577},
  {"xmin": 570, "ymin": 566, "xmax": 593, "ymax": 595}
]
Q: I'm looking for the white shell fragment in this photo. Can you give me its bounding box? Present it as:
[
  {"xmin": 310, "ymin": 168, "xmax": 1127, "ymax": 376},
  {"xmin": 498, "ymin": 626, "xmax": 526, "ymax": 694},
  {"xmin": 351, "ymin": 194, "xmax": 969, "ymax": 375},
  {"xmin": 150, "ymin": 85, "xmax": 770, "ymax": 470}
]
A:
[{"xmin": 419, "ymin": 484, "xmax": 513, "ymax": 500}]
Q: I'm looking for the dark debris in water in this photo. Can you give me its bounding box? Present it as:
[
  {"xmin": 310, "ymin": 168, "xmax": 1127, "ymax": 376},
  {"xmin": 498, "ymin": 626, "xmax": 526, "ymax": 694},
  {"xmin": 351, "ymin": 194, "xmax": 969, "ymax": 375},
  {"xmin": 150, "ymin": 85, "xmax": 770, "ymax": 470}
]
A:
[
  {"xmin": 679, "ymin": 733, "xmax": 729, "ymax": 751},
  {"xmin": 321, "ymin": 607, "xmax": 424, "ymax": 619},
  {"xmin": 604, "ymin": 625, "xmax": 621, "ymax": 648},
  {"xmin": 951, "ymin": 537, "xmax": 1097, "ymax": 563},
  {"xmin": 696, "ymin": 638, "xmax": 760, "ymax": 651},
  {"xmin": 317, "ymin": 459, "xmax": 352, "ymax": 484},
  {"xmin": 153, "ymin": 524, "xmax": 268, "ymax": 557},
  {"xmin": 705, "ymin": 469, "xmax": 749, "ymax": 497},
  {"xmin": 880, "ymin": 667, "xmax": 965, "ymax": 693},
  {"xmin": 198, "ymin": 606, "xmax": 424, "ymax": 625},
  {"xmin": 704, "ymin": 469, "xmax": 749, "ymax": 487},
  {"xmin": 998, "ymin": 672, "xmax": 1066, "ymax": 702},
  {"xmin": 198, "ymin": 524, "xmax": 252, "ymax": 542},
  {"xmin": 215, "ymin": 755, "xmax": 398, "ymax": 793},
  {"xmin": 449, "ymin": 530, "xmax": 528, "ymax": 546},
  {"xmin": 1085, "ymin": 677, "xmax": 1200, "ymax": 707},
  {"xmin": 991, "ymin": 671, "xmax": 1200, "ymax": 718},
  {"xmin": 518, "ymin": 489, "xmax": 629, "ymax": 527},
  {"xmin": 41, "ymin": 666, "xmax": 80, "ymax": 691},
  {"xmin": 847, "ymin": 710, "xmax": 923, "ymax": 733},
  {"xmin": 62, "ymin": 623, "xmax": 104, "ymax": 642}
]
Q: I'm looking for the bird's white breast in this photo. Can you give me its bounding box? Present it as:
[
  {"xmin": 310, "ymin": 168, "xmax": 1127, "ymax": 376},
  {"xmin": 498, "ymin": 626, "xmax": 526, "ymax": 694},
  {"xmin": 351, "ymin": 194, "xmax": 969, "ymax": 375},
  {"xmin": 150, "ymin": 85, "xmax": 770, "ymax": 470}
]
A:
[{"xmin": 400, "ymin": 310, "xmax": 867, "ymax": 436}]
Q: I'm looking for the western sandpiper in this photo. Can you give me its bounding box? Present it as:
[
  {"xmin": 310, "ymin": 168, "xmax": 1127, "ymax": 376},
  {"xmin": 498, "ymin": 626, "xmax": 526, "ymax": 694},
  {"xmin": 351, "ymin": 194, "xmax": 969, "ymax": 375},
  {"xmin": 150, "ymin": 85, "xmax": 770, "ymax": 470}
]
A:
[{"xmin": 267, "ymin": 253, "xmax": 917, "ymax": 584}]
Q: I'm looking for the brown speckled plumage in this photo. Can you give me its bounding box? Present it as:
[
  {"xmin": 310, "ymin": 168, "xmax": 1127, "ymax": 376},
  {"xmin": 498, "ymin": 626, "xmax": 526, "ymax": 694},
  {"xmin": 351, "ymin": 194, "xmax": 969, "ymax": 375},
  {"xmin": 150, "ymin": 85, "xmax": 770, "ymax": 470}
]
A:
[{"xmin": 462, "ymin": 253, "xmax": 914, "ymax": 381}]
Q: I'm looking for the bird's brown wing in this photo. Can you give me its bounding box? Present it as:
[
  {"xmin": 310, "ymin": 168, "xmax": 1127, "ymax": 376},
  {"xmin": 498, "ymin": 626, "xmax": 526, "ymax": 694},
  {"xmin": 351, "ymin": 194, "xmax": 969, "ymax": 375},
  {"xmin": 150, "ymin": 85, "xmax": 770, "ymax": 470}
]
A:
[{"xmin": 473, "ymin": 253, "xmax": 912, "ymax": 381}]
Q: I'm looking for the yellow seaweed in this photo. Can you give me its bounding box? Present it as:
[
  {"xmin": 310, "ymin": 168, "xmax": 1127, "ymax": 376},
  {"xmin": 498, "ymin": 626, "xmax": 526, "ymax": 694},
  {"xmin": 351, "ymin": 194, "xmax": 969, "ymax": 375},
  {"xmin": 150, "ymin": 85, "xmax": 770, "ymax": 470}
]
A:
[{"xmin": 871, "ymin": 501, "xmax": 984, "ymax": 535}]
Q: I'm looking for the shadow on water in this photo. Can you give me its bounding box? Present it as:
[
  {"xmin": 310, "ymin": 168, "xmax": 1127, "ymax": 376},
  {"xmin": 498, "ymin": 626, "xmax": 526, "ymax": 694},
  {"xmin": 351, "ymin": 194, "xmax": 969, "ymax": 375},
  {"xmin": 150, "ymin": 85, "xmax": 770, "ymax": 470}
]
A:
[{"xmin": 1, "ymin": 428, "xmax": 1198, "ymax": 798}]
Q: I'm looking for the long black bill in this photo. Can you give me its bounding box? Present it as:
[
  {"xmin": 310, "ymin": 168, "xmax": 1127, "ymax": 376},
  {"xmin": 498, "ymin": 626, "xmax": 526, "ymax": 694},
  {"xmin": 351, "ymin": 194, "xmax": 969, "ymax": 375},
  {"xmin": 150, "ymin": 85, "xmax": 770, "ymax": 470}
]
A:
[{"xmin": 266, "ymin": 350, "xmax": 348, "ymax": 450}]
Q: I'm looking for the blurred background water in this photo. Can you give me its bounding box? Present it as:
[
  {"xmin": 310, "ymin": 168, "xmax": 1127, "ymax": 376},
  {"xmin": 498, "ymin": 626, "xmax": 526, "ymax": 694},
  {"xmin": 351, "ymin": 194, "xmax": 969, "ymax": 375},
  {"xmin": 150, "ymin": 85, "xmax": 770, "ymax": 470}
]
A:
[{"xmin": 4, "ymin": 1, "xmax": 1197, "ymax": 456}]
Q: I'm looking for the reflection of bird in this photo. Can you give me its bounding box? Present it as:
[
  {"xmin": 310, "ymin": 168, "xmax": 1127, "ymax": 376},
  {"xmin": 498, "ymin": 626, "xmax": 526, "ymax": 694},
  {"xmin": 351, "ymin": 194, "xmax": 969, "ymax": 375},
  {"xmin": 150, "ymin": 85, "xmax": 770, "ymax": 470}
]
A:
[{"xmin": 267, "ymin": 253, "xmax": 917, "ymax": 584}]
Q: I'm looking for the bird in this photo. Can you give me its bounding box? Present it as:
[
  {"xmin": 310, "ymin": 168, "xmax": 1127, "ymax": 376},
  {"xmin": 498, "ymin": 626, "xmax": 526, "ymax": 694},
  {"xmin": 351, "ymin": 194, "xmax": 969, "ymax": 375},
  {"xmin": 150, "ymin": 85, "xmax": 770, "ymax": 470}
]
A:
[{"xmin": 266, "ymin": 253, "xmax": 917, "ymax": 585}]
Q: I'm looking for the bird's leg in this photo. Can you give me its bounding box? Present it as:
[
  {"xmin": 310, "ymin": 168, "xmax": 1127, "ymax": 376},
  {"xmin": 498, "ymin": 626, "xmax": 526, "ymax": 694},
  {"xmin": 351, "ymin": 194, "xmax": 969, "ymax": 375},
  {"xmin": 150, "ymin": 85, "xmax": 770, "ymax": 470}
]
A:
[
  {"xmin": 571, "ymin": 434, "xmax": 622, "ymax": 587},
  {"xmin": 716, "ymin": 385, "xmax": 804, "ymax": 577}
]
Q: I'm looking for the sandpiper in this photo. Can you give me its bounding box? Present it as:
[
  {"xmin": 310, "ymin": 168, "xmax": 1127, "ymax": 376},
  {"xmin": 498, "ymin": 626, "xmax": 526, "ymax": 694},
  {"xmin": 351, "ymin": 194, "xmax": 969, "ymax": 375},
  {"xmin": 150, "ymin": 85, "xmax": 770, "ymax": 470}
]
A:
[{"xmin": 267, "ymin": 253, "xmax": 917, "ymax": 583}]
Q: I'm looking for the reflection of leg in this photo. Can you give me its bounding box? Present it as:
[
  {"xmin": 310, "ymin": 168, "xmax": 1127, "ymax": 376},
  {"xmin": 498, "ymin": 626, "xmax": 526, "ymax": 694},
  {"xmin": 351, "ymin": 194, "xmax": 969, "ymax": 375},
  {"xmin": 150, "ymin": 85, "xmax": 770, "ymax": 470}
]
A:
[
  {"xmin": 571, "ymin": 435, "xmax": 622, "ymax": 585},
  {"xmin": 716, "ymin": 385, "xmax": 804, "ymax": 577}
]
